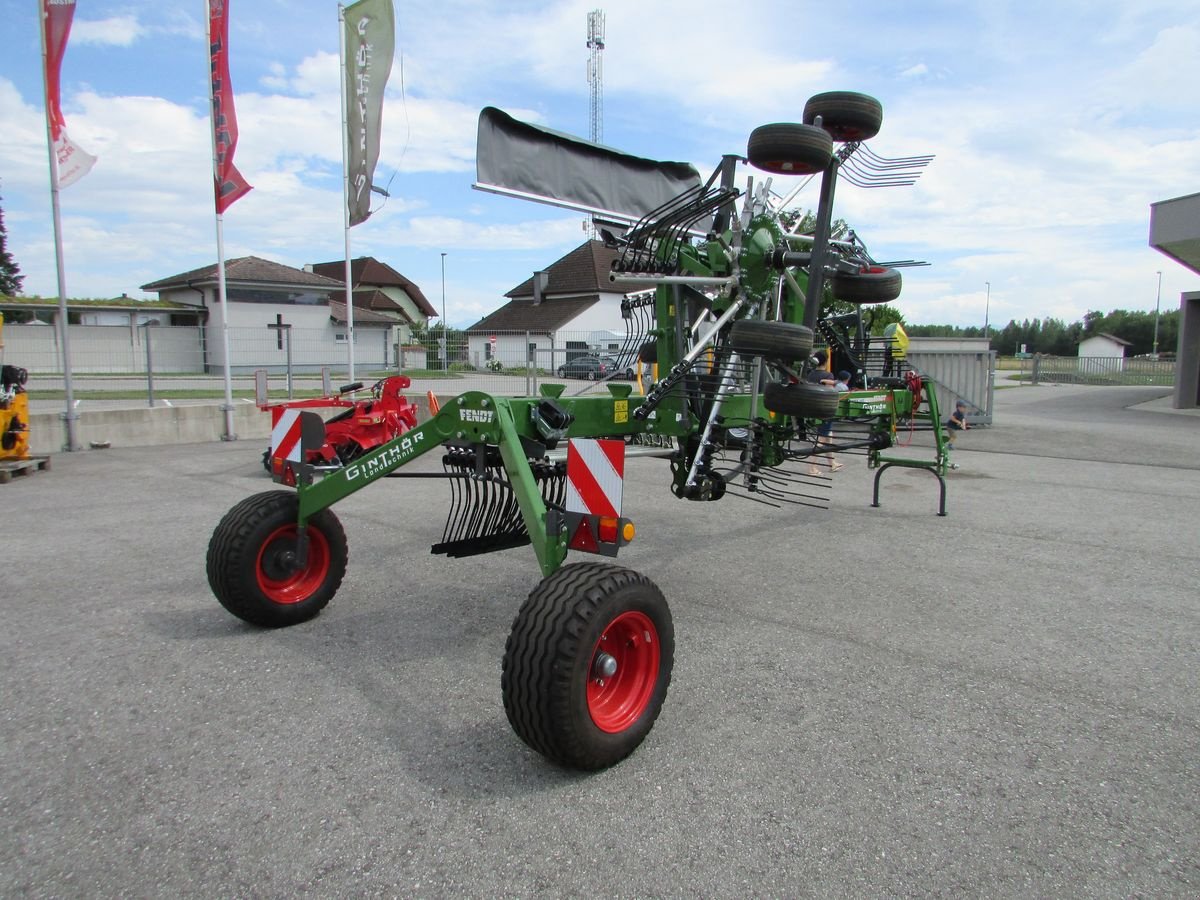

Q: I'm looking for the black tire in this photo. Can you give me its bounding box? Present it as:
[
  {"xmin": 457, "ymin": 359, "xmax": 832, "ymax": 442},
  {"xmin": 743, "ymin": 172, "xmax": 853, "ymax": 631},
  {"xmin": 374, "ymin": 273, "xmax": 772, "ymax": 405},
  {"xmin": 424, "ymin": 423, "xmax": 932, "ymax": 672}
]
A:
[
  {"xmin": 623, "ymin": 367, "xmax": 635, "ymax": 380},
  {"xmin": 586, "ymin": 371, "xmax": 597, "ymax": 381},
  {"xmin": 638, "ymin": 341, "xmax": 658, "ymax": 364},
  {"xmin": 729, "ymin": 320, "xmax": 814, "ymax": 361},
  {"xmin": 206, "ymin": 491, "xmax": 348, "ymax": 627},
  {"xmin": 803, "ymin": 91, "xmax": 883, "ymax": 142},
  {"xmin": 502, "ymin": 562, "xmax": 674, "ymax": 770},
  {"xmin": 557, "ymin": 366, "xmax": 567, "ymax": 378},
  {"xmin": 763, "ymin": 381, "xmax": 840, "ymax": 418},
  {"xmin": 261, "ymin": 448, "xmax": 272, "ymax": 472},
  {"xmin": 829, "ymin": 266, "xmax": 902, "ymax": 304},
  {"xmin": 747, "ymin": 123, "xmax": 832, "ymax": 175}
]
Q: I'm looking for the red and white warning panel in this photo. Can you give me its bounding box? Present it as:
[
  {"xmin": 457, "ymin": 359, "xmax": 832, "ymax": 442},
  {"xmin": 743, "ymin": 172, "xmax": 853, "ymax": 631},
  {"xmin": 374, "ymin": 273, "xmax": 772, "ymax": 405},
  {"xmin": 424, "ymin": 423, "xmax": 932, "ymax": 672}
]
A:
[
  {"xmin": 268, "ymin": 410, "xmax": 325, "ymax": 485},
  {"xmin": 270, "ymin": 408, "xmax": 304, "ymax": 467},
  {"xmin": 564, "ymin": 438, "xmax": 635, "ymax": 556}
]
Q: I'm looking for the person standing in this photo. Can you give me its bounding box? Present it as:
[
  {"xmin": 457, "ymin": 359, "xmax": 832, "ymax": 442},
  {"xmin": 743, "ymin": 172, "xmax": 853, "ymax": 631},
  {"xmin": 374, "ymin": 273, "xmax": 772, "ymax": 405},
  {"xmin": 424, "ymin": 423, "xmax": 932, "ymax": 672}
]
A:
[
  {"xmin": 805, "ymin": 359, "xmax": 848, "ymax": 475},
  {"xmin": 882, "ymin": 321, "xmax": 908, "ymax": 377}
]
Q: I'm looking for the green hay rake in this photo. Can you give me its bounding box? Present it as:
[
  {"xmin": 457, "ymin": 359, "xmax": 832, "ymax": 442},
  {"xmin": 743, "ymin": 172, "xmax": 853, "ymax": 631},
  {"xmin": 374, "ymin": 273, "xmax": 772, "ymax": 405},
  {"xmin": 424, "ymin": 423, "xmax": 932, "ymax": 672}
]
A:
[{"xmin": 206, "ymin": 91, "xmax": 949, "ymax": 770}]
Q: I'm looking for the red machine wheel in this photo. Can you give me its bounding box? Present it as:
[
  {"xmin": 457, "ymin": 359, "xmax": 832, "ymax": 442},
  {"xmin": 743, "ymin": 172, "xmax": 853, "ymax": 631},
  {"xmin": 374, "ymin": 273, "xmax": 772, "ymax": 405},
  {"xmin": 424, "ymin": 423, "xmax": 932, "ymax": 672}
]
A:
[
  {"xmin": 587, "ymin": 610, "xmax": 660, "ymax": 733},
  {"xmin": 206, "ymin": 491, "xmax": 347, "ymax": 627},
  {"xmin": 502, "ymin": 562, "xmax": 674, "ymax": 770},
  {"xmin": 255, "ymin": 523, "xmax": 332, "ymax": 603}
]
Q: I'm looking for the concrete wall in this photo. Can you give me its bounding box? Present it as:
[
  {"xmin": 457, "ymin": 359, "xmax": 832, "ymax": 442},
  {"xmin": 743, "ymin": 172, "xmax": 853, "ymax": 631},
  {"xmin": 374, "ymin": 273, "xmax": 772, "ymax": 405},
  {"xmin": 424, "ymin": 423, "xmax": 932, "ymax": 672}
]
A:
[
  {"xmin": 27, "ymin": 403, "xmax": 272, "ymax": 455},
  {"xmin": 26, "ymin": 394, "xmax": 443, "ymax": 456}
]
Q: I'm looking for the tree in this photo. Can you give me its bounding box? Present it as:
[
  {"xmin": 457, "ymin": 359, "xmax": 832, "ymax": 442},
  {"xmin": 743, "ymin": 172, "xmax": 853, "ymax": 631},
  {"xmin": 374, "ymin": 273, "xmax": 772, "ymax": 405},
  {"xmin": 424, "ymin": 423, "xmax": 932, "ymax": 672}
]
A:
[{"xmin": 0, "ymin": 186, "xmax": 24, "ymax": 296}]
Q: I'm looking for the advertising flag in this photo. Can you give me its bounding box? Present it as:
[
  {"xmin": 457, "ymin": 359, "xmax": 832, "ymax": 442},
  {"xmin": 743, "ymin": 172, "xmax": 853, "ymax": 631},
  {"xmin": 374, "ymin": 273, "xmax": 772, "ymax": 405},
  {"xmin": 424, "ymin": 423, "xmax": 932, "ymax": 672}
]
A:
[
  {"xmin": 41, "ymin": 0, "xmax": 97, "ymax": 188},
  {"xmin": 343, "ymin": 0, "xmax": 394, "ymax": 226},
  {"xmin": 208, "ymin": 0, "xmax": 252, "ymax": 213}
]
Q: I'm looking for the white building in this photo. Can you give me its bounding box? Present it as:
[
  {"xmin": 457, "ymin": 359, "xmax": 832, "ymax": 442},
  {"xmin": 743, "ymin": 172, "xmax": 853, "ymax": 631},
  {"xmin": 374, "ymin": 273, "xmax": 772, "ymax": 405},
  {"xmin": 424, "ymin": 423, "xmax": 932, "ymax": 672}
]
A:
[
  {"xmin": 1078, "ymin": 332, "xmax": 1131, "ymax": 371},
  {"xmin": 141, "ymin": 256, "xmax": 398, "ymax": 373},
  {"xmin": 465, "ymin": 240, "xmax": 649, "ymax": 373}
]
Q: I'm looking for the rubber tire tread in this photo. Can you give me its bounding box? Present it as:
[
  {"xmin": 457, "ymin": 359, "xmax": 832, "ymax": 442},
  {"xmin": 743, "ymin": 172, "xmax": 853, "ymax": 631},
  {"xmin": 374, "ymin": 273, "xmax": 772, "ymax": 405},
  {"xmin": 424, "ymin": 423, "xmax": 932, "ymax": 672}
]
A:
[
  {"xmin": 803, "ymin": 91, "xmax": 883, "ymax": 142},
  {"xmin": 502, "ymin": 561, "xmax": 674, "ymax": 770},
  {"xmin": 729, "ymin": 320, "xmax": 814, "ymax": 361},
  {"xmin": 829, "ymin": 267, "xmax": 902, "ymax": 304},
  {"xmin": 763, "ymin": 381, "xmax": 841, "ymax": 418},
  {"xmin": 206, "ymin": 490, "xmax": 347, "ymax": 627},
  {"xmin": 747, "ymin": 123, "xmax": 832, "ymax": 175}
]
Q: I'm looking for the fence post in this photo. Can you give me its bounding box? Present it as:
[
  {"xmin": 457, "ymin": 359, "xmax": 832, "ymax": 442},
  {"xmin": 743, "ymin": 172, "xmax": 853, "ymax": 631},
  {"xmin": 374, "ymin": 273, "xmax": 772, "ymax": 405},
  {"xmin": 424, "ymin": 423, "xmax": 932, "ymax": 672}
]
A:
[
  {"xmin": 526, "ymin": 331, "xmax": 533, "ymax": 395},
  {"xmin": 1032, "ymin": 353, "xmax": 1041, "ymax": 385},
  {"xmin": 140, "ymin": 322, "xmax": 155, "ymax": 407},
  {"xmin": 285, "ymin": 326, "xmax": 294, "ymax": 399},
  {"xmin": 254, "ymin": 369, "xmax": 269, "ymax": 407}
]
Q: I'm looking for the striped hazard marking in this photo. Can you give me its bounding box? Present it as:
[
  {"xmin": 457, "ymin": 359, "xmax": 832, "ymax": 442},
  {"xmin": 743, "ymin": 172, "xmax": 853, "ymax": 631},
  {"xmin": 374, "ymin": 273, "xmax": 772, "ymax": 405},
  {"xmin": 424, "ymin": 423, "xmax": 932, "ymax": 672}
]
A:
[
  {"xmin": 270, "ymin": 408, "xmax": 304, "ymax": 464},
  {"xmin": 565, "ymin": 438, "xmax": 624, "ymax": 517}
]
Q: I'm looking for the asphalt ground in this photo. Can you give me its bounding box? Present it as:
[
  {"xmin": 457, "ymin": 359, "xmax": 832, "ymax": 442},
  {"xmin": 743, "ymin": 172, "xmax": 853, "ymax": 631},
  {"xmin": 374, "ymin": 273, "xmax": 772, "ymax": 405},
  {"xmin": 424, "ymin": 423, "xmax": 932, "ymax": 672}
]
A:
[{"xmin": 3, "ymin": 383, "xmax": 1199, "ymax": 897}]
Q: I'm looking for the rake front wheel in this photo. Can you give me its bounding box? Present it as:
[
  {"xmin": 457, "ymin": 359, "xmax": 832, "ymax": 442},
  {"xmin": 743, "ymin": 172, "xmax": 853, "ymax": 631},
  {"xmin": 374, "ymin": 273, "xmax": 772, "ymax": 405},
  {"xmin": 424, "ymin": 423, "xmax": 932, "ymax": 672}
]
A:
[
  {"xmin": 206, "ymin": 491, "xmax": 347, "ymax": 627},
  {"xmin": 502, "ymin": 562, "xmax": 674, "ymax": 770}
]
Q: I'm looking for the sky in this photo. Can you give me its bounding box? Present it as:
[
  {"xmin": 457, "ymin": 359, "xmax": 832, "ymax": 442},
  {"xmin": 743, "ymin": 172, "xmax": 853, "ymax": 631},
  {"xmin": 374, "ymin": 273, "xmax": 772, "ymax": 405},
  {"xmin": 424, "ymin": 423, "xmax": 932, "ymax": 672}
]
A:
[{"xmin": 1, "ymin": 0, "xmax": 1198, "ymax": 333}]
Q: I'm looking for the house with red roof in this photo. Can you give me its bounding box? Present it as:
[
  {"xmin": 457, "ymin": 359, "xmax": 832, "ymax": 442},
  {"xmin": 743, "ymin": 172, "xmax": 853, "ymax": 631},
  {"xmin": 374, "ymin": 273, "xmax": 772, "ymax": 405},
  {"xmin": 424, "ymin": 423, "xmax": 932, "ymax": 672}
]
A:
[{"xmin": 465, "ymin": 240, "xmax": 645, "ymax": 372}]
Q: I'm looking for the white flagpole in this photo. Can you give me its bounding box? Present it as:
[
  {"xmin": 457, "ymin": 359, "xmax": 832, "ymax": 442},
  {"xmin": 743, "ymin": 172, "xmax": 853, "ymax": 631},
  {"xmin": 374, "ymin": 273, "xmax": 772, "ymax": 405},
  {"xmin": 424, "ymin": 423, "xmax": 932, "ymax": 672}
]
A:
[
  {"xmin": 205, "ymin": 1, "xmax": 237, "ymax": 440},
  {"xmin": 39, "ymin": 0, "xmax": 80, "ymax": 452},
  {"xmin": 337, "ymin": 3, "xmax": 356, "ymax": 384}
]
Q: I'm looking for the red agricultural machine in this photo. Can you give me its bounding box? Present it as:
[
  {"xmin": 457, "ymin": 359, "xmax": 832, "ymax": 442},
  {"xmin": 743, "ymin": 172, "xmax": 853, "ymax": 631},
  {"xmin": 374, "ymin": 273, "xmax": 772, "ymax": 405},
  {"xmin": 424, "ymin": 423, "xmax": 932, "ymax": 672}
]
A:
[
  {"xmin": 210, "ymin": 91, "xmax": 948, "ymax": 770},
  {"xmin": 261, "ymin": 375, "xmax": 419, "ymax": 481}
]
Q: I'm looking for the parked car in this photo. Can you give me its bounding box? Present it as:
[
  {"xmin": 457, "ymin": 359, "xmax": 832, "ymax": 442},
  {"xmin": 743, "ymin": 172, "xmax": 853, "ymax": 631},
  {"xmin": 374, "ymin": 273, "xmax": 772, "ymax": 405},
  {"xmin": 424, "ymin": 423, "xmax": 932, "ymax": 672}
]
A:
[
  {"xmin": 556, "ymin": 353, "xmax": 640, "ymax": 380},
  {"xmin": 557, "ymin": 355, "xmax": 613, "ymax": 380}
]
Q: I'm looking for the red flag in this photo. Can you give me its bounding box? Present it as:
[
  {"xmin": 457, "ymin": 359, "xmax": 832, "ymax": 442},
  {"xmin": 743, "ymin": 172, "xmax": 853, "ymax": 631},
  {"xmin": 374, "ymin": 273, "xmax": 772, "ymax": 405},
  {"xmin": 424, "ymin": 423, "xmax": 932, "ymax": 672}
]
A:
[
  {"xmin": 41, "ymin": 0, "xmax": 97, "ymax": 187},
  {"xmin": 208, "ymin": 0, "xmax": 252, "ymax": 213}
]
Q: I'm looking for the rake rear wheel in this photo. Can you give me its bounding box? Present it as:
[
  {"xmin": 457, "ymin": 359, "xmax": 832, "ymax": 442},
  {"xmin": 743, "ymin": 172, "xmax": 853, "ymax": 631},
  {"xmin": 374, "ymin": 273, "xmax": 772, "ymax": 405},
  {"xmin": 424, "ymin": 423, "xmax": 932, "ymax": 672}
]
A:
[
  {"xmin": 502, "ymin": 562, "xmax": 674, "ymax": 770},
  {"xmin": 747, "ymin": 123, "xmax": 832, "ymax": 175},
  {"xmin": 206, "ymin": 491, "xmax": 347, "ymax": 627},
  {"xmin": 729, "ymin": 320, "xmax": 814, "ymax": 361},
  {"xmin": 803, "ymin": 91, "xmax": 884, "ymax": 142}
]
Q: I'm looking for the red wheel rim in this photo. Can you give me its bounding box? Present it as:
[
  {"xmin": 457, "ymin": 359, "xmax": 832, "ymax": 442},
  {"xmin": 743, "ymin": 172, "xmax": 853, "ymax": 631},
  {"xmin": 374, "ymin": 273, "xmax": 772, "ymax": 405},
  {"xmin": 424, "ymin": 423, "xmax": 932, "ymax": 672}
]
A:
[
  {"xmin": 587, "ymin": 610, "xmax": 660, "ymax": 733},
  {"xmin": 255, "ymin": 525, "xmax": 331, "ymax": 604}
]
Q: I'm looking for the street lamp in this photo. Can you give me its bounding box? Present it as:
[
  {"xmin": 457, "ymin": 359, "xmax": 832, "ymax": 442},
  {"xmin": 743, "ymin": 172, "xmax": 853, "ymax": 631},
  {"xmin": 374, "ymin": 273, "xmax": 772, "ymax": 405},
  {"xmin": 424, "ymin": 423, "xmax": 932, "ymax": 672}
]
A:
[
  {"xmin": 984, "ymin": 281, "xmax": 990, "ymax": 341},
  {"xmin": 1152, "ymin": 270, "xmax": 1162, "ymax": 359},
  {"xmin": 440, "ymin": 252, "xmax": 447, "ymax": 371}
]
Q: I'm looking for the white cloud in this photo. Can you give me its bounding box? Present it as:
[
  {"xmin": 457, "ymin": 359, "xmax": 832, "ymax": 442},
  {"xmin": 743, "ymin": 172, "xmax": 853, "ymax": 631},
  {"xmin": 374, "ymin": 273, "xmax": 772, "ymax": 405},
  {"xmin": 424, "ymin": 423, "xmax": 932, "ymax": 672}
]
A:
[{"xmin": 71, "ymin": 16, "xmax": 144, "ymax": 47}]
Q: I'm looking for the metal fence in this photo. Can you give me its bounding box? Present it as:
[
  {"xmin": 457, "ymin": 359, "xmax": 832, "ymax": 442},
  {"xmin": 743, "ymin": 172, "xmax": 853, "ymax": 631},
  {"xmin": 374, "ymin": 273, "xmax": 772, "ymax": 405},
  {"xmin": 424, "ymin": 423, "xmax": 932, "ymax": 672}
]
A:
[
  {"xmin": 4, "ymin": 323, "xmax": 651, "ymax": 404},
  {"xmin": 6, "ymin": 321, "xmax": 1024, "ymax": 417},
  {"xmin": 1028, "ymin": 355, "xmax": 1176, "ymax": 386}
]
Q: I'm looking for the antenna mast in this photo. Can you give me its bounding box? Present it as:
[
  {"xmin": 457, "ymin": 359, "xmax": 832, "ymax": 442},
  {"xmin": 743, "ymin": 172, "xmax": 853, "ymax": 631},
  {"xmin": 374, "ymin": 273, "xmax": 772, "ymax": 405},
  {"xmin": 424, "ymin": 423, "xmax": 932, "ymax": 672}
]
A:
[
  {"xmin": 585, "ymin": 9, "xmax": 605, "ymax": 238},
  {"xmin": 587, "ymin": 9, "xmax": 605, "ymax": 145}
]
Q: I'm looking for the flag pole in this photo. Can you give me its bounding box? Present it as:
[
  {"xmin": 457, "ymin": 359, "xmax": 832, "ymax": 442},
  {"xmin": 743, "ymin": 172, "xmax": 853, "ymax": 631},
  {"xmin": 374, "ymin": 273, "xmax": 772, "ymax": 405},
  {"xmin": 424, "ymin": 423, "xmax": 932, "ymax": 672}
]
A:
[
  {"xmin": 38, "ymin": 0, "xmax": 80, "ymax": 452},
  {"xmin": 338, "ymin": 3, "xmax": 356, "ymax": 384},
  {"xmin": 205, "ymin": 1, "xmax": 236, "ymax": 440}
]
